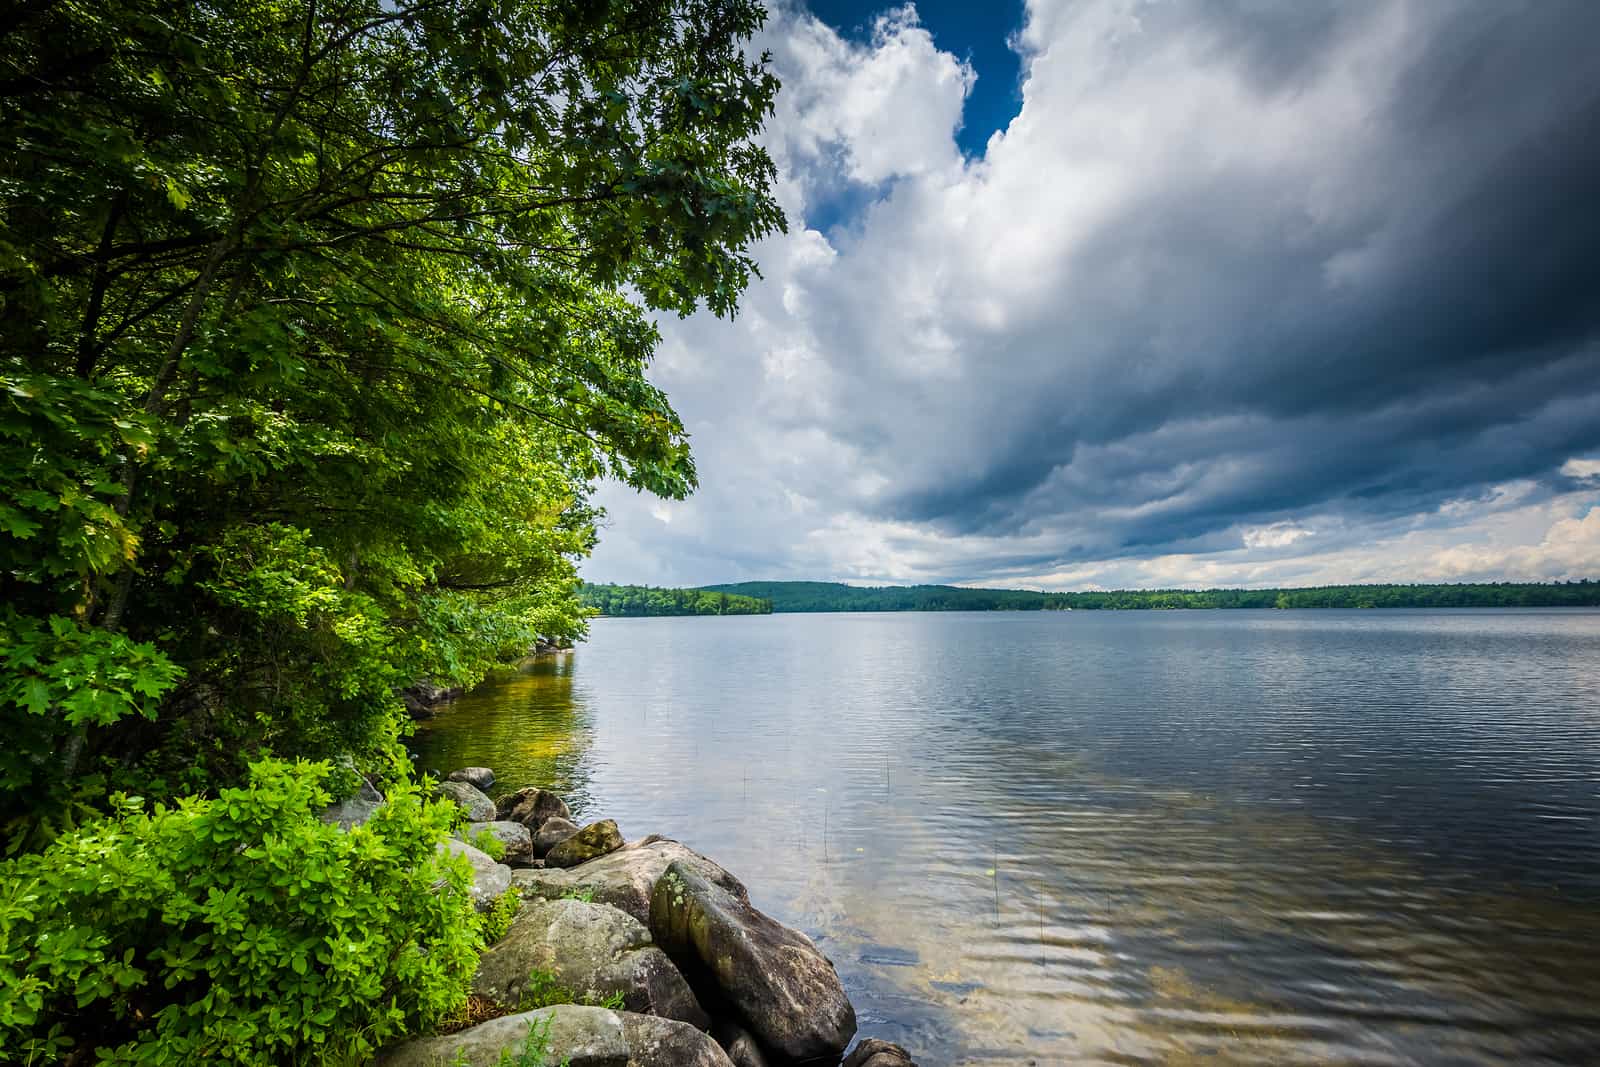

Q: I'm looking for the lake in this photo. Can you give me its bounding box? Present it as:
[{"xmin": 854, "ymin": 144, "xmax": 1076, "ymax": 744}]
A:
[{"xmin": 412, "ymin": 610, "xmax": 1600, "ymax": 1065}]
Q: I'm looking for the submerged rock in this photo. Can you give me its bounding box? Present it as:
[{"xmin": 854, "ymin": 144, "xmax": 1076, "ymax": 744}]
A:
[
  {"xmin": 533, "ymin": 815, "xmax": 581, "ymax": 856},
  {"xmin": 496, "ymin": 786, "xmax": 572, "ymax": 831},
  {"xmin": 448, "ymin": 766, "xmax": 496, "ymax": 791},
  {"xmin": 439, "ymin": 838, "xmax": 512, "ymax": 911},
  {"xmin": 650, "ymin": 860, "xmax": 856, "ymax": 1062},
  {"xmin": 545, "ymin": 819, "xmax": 625, "ymax": 868},
  {"xmin": 843, "ymin": 1039, "xmax": 918, "ymax": 1067},
  {"xmin": 377, "ymin": 1005, "xmax": 733, "ymax": 1067},
  {"xmin": 401, "ymin": 680, "xmax": 463, "ymax": 719},
  {"xmin": 511, "ymin": 837, "xmax": 745, "ymax": 924},
  {"xmin": 434, "ymin": 779, "xmax": 496, "ymax": 822},
  {"xmin": 472, "ymin": 897, "xmax": 707, "ymax": 1028},
  {"xmin": 464, "ymin": 819, "xmax": 534, "ymax": 864}
]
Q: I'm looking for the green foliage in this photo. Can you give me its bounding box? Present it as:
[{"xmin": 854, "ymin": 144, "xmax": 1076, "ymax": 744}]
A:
[
  {"xmin": 558, "ymin": 887, "xmax": 596, "ymax": 904},
  {"xmin": 480, "ymin": 891, "xmax": 521, "ymax": 946},
  {"xmin": 470, "ymin": 827, "xmax": 508, "ymax": 863},
  {"xmin": 0, "ymin": 0, "xmax": 784, "ymax": 840},
  {"xmin": 700, "ymin": 580, "xmax": 1600, "ymax": 612},
  {"xmin": 0, "ymin": 759, "xmax": 482, "ymax": 1065},
  {"xmin": 517, "ymin": 968, "xmax": 625, "ymax": 1013},
  {"xmin": 494, "ymin": 1014, "xmax": 556, "ymax": 1067},
  {"xmin": 580, "ymin": 583, "xmax": 772, "ymax": 617}
]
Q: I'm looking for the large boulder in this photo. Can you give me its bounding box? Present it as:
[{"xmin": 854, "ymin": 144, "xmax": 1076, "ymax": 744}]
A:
[
  {"xmin": 473, "ymin": 898, "xmax": 707, "ymax": 1028},
  {"xmin": 533, "ymin": 816, "xmax": 581, "ymax": 857},
  {"xmin": 511, "ymin": 837, "xmax": 744, "ymax": 924},
  {"xmin": 843, "ymin": 1039, "xmax": 918, "ymax": 1067},
  {"xmin": 448, "ymin": 766, "xmax": 496, "ymax": 791},
  {"xmin": 464, "ymin": 820, "xmax": 534, "ymax": 865},
  {"xmin": 377, "ymin": 1006, "xmax": 733, "ymax": 1067},
  {"xmin": 650, "ymin": 860, "xmax": 856, "ymax": 1062},
  {"xmin": 319, "ymin": 775, "xmax": 383, "ymax": 830},
  {"xmin": 545, "ymin": 819, "xmax": 624, "ymax": 868},
  {"xmin": 496, "ymin": 786, "xmax": 572, "ymax": 831},
  {"xmin": 435, "ymin": 779, "xmax": 496, "ymax": 822},
  {"xmin": 440, "ymin": 838, "xmax": 512, "ymax": 911}
]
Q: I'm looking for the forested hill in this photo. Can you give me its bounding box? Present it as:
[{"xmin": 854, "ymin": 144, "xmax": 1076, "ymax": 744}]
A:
[
  {"xmin": 697, "ymin": 580, "xmax": 1600, "ymax": 612},
  {"xmin": 581, "ymin": 583, "xmax": 773, "ymax": 617}
]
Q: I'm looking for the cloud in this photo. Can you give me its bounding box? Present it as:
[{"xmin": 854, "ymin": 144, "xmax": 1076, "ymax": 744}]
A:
[{"xmin": 587, "ymin": 1, "xmax": 1600, "ymax": 589}]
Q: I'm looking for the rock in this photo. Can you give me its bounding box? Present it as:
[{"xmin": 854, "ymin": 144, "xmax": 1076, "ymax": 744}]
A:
[
  {"xmin": 435, "ymin": 779, "xmax": 496, "ymax": 822},
  {"xmin": 650, "ymin": 860, "xmax": 856, "ymax": 1062},
  {"xmin": 545, "ymin": 819, "xmax": 624, "ymax": 868},
  {"xmin": 496, "ymin": 786, "xmax": 572, "ymax": 831},
  {"xmin": 440, "ymin": 838, "xmax": 512, "ymax": 911},
  {"xmin": 533, "ymin": 815, "xmax": 581, "ymax": 857},
  {"xmin": 448, "ymin": 766, "xmax": 496, "ymax": 790},
  {"xmin": 319, "ymin": 775, "xmax": 383, "ymax": 830},
  {"xmin": 843, "ymin": 1039, "xmax": 918, "ymax": 1067},
  {"xmin": 464, "ymin": 820, "xmax": 534, "ymax": 864},
  {"xmin": 377, "ymin": 1005, "xmax": 734, "ymax": 1067},
  {"xmin": 401, "ymin": 680, "xmax": 463, "ymax": 719},
  {"xmin": 712, "ymin": 1021, "xmax": 771, "ymax": 1067},
  {"xmin": 472, "ymin": 898, "xmax": 707, "ymax": 1028},
  {"xmin": 511, "ymin": 837, "xmax": 745, "ymax": 925},
  {"xmin": 615, "ymin": 1012, "xmax": 731, "ymax": 1066}
]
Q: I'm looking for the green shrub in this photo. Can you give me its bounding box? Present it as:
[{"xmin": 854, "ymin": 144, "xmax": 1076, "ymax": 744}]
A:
[
  {"xmin": 0, "ymin": 759, "xmax": 482, "ymax": 1065},
  {"xmin": 481, "ymin": 891, "xmax": 521, "ymax": 945}
]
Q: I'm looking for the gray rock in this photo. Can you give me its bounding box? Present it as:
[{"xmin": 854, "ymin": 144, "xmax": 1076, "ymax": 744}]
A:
[
  {"xmin": 511, "ymin": 837, "xmax": 745, "ymax": 924},
  {"xmin": 650, "ymin": 860, "xmax": 856, "ymax": 1062},
  {"xmin": 533, "ymin": 816, "xmax": 581, "ymax": 857},
  {"xmin": 464, "ymin": 820, "xmax": 534, "ymax": 863},
  {"xmin": 376, "ymin": 1005, "xmax": 733, "ymax": 1067},
  {"xmin": 473, "ymin": 898, "xmax": 706, "ymax": 1028},
  {"xmin": 440, "ymin": 838, "xmax": 512, "ymax": 911},
  {"xmin": 435, "ymin": 779, "xmax": 496, "ymax": 822},
  {"xmin": 319, "ymin": 775, "xmax": 383, "ymax": 830},
  {"xmin": 545, "ymin": 819, "xmax": 625, "ymax": 868},
  {"xmin": 496, "ymin": 786, "xmax": 572, "ymax": 831},
  {"xmin": 448, "ymin": 766, "xmax": 496, "ymax": 791},
  {"xmin": 401, "ymin": 680, "xmax": 463, "ymax": 719},
  {"xmin": 712, "ymin": 1021, "xmax": 771, "ymax": 1067},
  {"xmin": 843, "ymin": 1039, "xmax": 918, "ymax": 1067}
]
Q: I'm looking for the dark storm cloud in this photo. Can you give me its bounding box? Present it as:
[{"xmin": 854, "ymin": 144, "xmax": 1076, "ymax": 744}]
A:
[
  {"xmin": 586, "ymin": 1, "xmax": 1600, "ymax": 588},
  {"xmin": 854, "ymin": 0, "xmax": 1600, "ymax": 563}
]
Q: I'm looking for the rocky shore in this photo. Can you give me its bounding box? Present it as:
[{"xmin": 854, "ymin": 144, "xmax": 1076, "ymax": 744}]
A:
[{"xmin": 334, "ymin": 766, "xmax": 915, "ymax": 1067}]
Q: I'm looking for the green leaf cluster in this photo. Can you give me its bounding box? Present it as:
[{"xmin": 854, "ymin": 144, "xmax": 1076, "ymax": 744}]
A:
[
  {"xmin": 0, "ymin": 759, "xmax": 483, "ymax": 1065},
  {"xmin": 0, "ymin": 0, "xmax": 783, "ymax": 835}
]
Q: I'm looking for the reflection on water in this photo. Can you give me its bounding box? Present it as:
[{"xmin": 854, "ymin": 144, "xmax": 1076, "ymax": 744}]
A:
[{"xmin": 412, "ymin": 610, "xmax": 1600, "ymax": 1065}]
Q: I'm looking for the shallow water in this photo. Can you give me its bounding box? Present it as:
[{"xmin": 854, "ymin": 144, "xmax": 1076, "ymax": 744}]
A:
[{"xmin": 412, "ymin": 610, "xmax": 1600, "ymax": 1065}]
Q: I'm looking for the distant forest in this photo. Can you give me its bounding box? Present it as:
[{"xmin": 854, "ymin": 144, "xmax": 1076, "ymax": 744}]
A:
[
  {"xmin": 693, "ymin": 580, "xmax": 1600, "ymax": 612},
  {"xmin": 580, "ymin": 583, "xmax": 773, "ymax": 617}
]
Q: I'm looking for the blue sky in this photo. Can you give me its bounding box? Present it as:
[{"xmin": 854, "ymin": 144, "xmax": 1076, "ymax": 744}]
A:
[{"xmin": 587, "ymin": 1, "xmax": 1600, "ymax": 591}]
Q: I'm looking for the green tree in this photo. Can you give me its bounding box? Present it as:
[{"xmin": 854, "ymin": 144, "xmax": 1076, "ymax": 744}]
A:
[{"xmin": 0, "ymin": 0, "xmax": 782, "ymax": 835}]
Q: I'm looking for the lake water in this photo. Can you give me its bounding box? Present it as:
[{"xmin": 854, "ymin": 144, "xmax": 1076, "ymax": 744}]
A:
[{"xmin": 412, "ymin": 610, "xmax": 1600, "ymax": 1065}]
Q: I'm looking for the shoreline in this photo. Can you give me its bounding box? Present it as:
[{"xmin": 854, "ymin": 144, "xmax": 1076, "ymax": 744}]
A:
[{"xmin": 356, "ymin": 765, "xmax": 915, "ymax": 1067}]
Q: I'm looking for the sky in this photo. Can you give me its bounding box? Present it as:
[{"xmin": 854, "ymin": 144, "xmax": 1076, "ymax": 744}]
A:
[{"xmin": 585, "ymin": 0, "xmax": 1600, "ymax": 591}]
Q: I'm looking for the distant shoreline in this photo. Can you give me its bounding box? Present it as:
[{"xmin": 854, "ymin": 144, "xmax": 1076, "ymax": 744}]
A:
[{"xmin": 579, "ymin": 580, "xmax": 1600, "ymax": 617}]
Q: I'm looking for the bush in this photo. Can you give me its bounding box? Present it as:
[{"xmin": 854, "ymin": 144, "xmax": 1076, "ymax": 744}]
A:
[{"xmin": 0, "ymin": 759, "xmax": 483, "ymax": 1065}]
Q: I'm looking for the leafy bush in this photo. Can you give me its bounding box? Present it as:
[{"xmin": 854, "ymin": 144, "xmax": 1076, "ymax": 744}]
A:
[
  {"xmin": 481, "ymin": 891, "xmax": 521, "ymax": 945},
  {"xmin": 0, "ymin": 760, "xmax": 482, "ymax": 1065}
]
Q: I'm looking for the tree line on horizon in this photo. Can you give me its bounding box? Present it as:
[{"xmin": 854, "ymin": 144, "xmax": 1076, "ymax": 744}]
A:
[
  {"xmin": 580, "ymin": 582, "xmax": 772, "ymax": 617},
  {"xmin": 668, "ymin": 579, "xmax": 1600, "ymax": 613}
]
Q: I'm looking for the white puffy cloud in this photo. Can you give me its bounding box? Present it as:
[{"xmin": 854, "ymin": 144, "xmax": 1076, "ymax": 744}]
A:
[{"xmin": 587, "ymin": 1, "xmax": 1600, "ymax": 589}]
